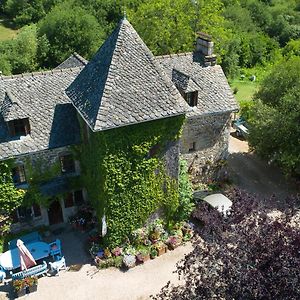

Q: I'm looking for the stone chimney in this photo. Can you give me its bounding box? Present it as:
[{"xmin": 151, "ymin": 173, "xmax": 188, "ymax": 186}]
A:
[{"xmin": 196, "ymin": 32, "xmax": 217, "ymax": 67}]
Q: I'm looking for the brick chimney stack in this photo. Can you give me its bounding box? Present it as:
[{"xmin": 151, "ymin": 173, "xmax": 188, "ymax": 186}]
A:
[{"xmin": 196, "ymin": 32, "xmax": 217, "ymax": 67}]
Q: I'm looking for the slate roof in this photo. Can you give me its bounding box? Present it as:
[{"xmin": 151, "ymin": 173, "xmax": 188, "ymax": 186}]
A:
[
  {"xmin": 66, "ymin": 18, "xmax": 187, "ymax": 131},
  {"xmin": 156, "ymin": 52, "xmax": 238, "ymax": 116},
  {"xmin": 171, "ymin": 69, "xmax": 201, "ymax": 93},
  {"xmin": 56, "ymin": 53, "xmax": 88, "ymax": 70},
  {"xmin": 1, "ymin": 90, "xmax": 30, "ymax": 121},
  {"xmin": 0, "ymin": 68, "xmax": 82, "ymax": 160}
]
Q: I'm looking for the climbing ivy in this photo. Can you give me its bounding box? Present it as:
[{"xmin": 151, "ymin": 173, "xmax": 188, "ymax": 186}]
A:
[
  {"xmin": 22, "ymin": 157, "xmax": 61, "ymax": 208},
  {"xmin": 0, "ymin": 161, "xmax": 25, "ymax": 235},
  {"xmin": 77, "ymin": 116, "xmax": 185, "ymax": 247}
]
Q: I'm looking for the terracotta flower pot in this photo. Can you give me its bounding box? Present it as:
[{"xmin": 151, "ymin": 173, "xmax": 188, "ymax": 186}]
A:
[
  {"xmin": 28, "ymin": 284, "xmax": 38, "ymax": 293},
  {"xmin": 15, "ymin": 288, "xmax": 26, "ymax": 298},
  {"xmin": 157, "ymin": 246, "xmax": 166, "ymax": 256}
]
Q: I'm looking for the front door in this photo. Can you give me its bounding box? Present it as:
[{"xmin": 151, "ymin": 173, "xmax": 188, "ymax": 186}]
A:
[{"xmin": 48, "ymin": 200, "xmax": 64, "ymax": 225}]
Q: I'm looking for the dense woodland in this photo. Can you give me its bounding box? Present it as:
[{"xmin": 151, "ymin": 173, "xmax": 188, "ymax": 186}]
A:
[
  {"xmin": 0, "ymin": 0, "xmax": 299, "ymax": 76},
  {"xmin": 0, "ymin": 0, "xmax": 299, "ymax": 176}
]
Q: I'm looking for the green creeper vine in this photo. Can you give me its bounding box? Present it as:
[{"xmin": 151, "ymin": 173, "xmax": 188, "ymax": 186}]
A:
[
  {"xmin": 0, "ymin": 161, "xmax": 25, "ymax": 235},
  {"xmin": 77, "ymin": 116, "xmax": 185, "ymax": 247}
]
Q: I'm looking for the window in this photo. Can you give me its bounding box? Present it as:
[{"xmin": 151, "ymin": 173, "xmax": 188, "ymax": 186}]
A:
[
  {"xmin": 74, "ymin": 190, "xmax": 84, "ymax": 206},
  {"xmin": 64, "ymin": 193, "xmax": 74, "ymax": 208},
  {"xmin": 17, "ymin": 207, "xmax": 33, "ymax": 222},
  {"xmin": 8, "ymin": 118, "xmax": 30, "ymax": 137},
  {"xmin": 32, "ymin": 203, "xmax": 41, "ymax": 217},
  {"xmin": 188, "ymin": 142, "xmax": 196, "ymax": 152},
  {"xmin": 60, "ymin": 154, "xmax": 75, "ymax": 174},
  {"xmin": 12, "ymin": 204, "xmax": 42, "ymax": 223},
  {"xmin": 12, "ymin": 165, "xmax": 26, "ymax": 185},
  {"xmin": 185, "ymin": 92, "xmax": 198, "ymax": 107}
]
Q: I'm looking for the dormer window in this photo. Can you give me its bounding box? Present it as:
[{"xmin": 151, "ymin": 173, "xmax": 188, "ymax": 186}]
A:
[
  {"xmin": 185, "ymin": 92, "xmax": 198, "ymax": 107},
  {"xmin": 12, "ymin": 165, "xmax": 27, "ymax": 185},
  {"xmin": 7, "ymin": 118, "xmax": 30, "ymax": 137},
  {"xmin": 60, "ymin": 154, "xmax": 75, "ymax": 174}
]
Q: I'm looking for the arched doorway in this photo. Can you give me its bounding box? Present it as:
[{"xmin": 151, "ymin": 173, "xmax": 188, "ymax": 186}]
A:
[{"xmin": 48, "ymin": 199, "xmax": 64, "ymax": 225}]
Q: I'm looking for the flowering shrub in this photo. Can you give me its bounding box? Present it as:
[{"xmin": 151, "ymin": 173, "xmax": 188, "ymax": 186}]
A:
[
  {"xmin": 111, "ymin": 247, "xmax": 122, "ymax": 257},
  {"xmin": 90, "ymin": 218, "xmax": 190, "ymax": 270},
  {"xmin": 123, "ymin": 254, "xmax": 136, "ymax": 268}
]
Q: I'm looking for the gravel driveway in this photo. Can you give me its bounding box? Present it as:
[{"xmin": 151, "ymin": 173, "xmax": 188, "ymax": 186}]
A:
[{"xmin": 228, "ymin": 130, "xmax": 299, "ymax": 207}]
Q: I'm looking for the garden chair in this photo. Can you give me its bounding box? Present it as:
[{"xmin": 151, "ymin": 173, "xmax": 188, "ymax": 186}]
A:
[
  {"xmin": 0, "ymin": 266, "xmax": 6, "ymax": 284},
  {"xmin": 49, "ymin": 256, "xmax": 66, "ymax": 276},
  {"xmin": 49, "ymin": 239, "xmax": 62, "ymax": 259}
]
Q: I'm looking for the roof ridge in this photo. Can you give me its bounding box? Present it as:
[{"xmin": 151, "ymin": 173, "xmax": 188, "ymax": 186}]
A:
[
  {"xmin": 95, "ymin": 20, "xmax": 126, "ymax": 128},
  {"xmin": 155, "ymin": 52, "xmax": 193, "ymax": 60},
  {"xmin": 173, "ymin": 68, "xmax": 190, "ymax": 79},
  {"xmin": 0, "ymin": 66, "xmax": 84, "ymax": 80},
  {"xmin": 73, "ymin": 52, "xmax": 88, "ymax": 64}
]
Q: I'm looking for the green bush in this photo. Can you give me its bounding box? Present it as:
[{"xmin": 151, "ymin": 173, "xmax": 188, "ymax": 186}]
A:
[{"xmin": 175, "ymin": 160, "xmax": 194, "ymax": 222}]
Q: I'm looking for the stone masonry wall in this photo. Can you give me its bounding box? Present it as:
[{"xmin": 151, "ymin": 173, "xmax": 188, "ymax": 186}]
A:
[
  {"xmin": 180, "ymin": 112, "xmax": 232, "ymax": 184},
  {"xmin": 14, "ymin": 146, "xmax": 80, "ymax": 175}
]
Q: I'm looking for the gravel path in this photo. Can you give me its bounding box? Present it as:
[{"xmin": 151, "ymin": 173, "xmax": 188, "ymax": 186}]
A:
[
  {"xmin": 0, "ymin": 242, "xmax": 193, "ymax": 300},
  {"xmin": 228, "ymin": 130, "xmax": 299, "ymax": 205}
]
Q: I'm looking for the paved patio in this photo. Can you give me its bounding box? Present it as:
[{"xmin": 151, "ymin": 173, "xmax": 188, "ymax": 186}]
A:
[{"xmin": 0, "ymin": 226, "xmax": 193, "ymax": 299}]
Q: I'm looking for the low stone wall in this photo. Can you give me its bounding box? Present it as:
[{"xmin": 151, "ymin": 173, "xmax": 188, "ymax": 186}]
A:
[{"xmin": 180, "ymin": 112, "xmax": 232, "ymax": 184}]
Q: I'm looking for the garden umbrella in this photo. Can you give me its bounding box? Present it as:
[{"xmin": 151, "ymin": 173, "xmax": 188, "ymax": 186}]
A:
[{"xmin": 16, "ymin": 239, "xmax": 37, "ymax": 270}]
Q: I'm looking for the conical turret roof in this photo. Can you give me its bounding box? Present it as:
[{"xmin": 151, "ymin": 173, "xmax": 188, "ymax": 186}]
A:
[{"xmin": 66, "ymin": 18, "xmax": 187, "ymax": 131}]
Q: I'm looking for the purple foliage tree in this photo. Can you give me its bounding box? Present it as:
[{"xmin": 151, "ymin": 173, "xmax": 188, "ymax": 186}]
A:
[{"xmin": 153, "ymin": 189, "xmax": 300, "ymax": 300}]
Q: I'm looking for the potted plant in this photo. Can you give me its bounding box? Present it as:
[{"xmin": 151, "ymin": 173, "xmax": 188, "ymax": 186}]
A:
[
  {"xmin": 150, "ymin": 247, "xmax": 158, "ymax": 259},
  {"xmin": 182, "ymin": 222, "xmax": 194, "ymax": 237},
  {"xmin": 154, "ymin": 241, "xmax": 167, "ymax": 256},
  {"xmin": 111, "ymin": 247, "xmax": 123, "ymax": 257},
  {"xmin": 123, "ymin": 254, "xmax": 136, "ymax": 269},
  {"xmin": 104, "ymin": 248, "xmax": 112, "ymax": 259},
  {"xmin": 166, "ymin": 236, "xmax": 181, "ymax": 250},
  {"xmin": 12, "ymin": 279, "xmax": 26, "ymax": 298},
  {"xmin": 136, "ymin": 246, "xmax": 150, "ymax": 263},
  {"xmin": 25, "ymin": 276, "xmax": 38, "ymax": 293}
]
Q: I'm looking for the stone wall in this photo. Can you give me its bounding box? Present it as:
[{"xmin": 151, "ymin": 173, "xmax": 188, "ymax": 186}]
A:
[
  {"xmin": 162, "ymin": 140, "xmax": 180, "ymax": 179},
  {"xmin": 10, "ymin": 146, "xmax": 83, "ymax": 231},
  {"xmin": 180, "ymin": 112, "xmax": 232, "ymax": 184},
  {"xmin": 14, "ymin": 146, "xmax": 80, "ymax": 174}
]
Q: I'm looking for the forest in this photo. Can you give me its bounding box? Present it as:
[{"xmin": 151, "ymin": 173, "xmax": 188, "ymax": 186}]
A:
[{"xmin": 0, "ymin": 0, "xmax": 299, "ymax": 177}]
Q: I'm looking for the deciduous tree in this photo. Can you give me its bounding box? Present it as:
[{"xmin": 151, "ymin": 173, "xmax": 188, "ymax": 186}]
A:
[{"xmin": 153, "ymin": 189, "xmax": 300, "ymax": 299}]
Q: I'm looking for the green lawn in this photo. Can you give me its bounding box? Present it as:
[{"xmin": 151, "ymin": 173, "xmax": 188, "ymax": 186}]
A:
[
  {"xmin": 230, "ymin": 80, "xmax": 259, "ymax": 103},
  {"xmin": 0, "ymin": 14, "xmax": 18, "ymax": 41}
]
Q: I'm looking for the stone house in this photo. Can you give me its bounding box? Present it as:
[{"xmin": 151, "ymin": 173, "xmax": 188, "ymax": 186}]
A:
[{"xmin": 0, "ymin": 19, "xmax": 237, "ymax": 230}]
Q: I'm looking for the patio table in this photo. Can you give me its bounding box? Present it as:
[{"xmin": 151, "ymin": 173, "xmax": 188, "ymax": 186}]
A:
[{"xmin": 0, "ymin": 241, "xmax": 50, "ymax": 271}]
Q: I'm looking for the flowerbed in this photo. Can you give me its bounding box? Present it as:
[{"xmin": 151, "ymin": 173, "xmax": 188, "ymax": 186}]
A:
[{"xmin": 89, "ymin": 220, "xmax": 194, "ymax": 270}]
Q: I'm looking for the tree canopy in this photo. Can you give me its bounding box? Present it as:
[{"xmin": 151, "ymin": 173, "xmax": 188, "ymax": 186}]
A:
[
  {"xmin": 153, "ymin": 189, "xmax": 300, "ymax": 299},
  {"xmin": 248, "ymin": 56, "xmax": 300, "ymax": 177},
  {"xmin": 38, "ymin": 1, "xmax": 105, "ymax": 67},
  {"xmin": 0, "ymin": 0, "xmax": 299, "ymax": 76}
]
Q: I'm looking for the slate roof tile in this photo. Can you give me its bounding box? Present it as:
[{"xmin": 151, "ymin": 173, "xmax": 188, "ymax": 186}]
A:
[
  {"xmin": 156, "ymin": 52, "xmax": 238, "ymax": 116},
  {"xmin": 55, "ymin": 53, "xmax": 88, "ymax": 70},
  {"xmin": 66, "ymin": 19, "xmax": 187, "ymax": 132},
  {"xmin": 0, "ymin": 68, "xmax": 82, "ymax": 160}
]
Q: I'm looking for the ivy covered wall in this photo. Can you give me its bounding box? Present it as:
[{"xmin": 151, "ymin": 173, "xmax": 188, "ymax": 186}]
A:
[{"xmin": 76, "ymin": 115, "xmax": 185, "ymax": 247}]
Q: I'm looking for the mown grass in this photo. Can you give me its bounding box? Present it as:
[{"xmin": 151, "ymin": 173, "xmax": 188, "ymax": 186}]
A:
[
  {"xmin": 0, "ymin": 14, "xmax": 18, "ymax": 41},
  {"xmin": 230, "ymin": 80, "xmax": 259, "ymax": 103}
]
